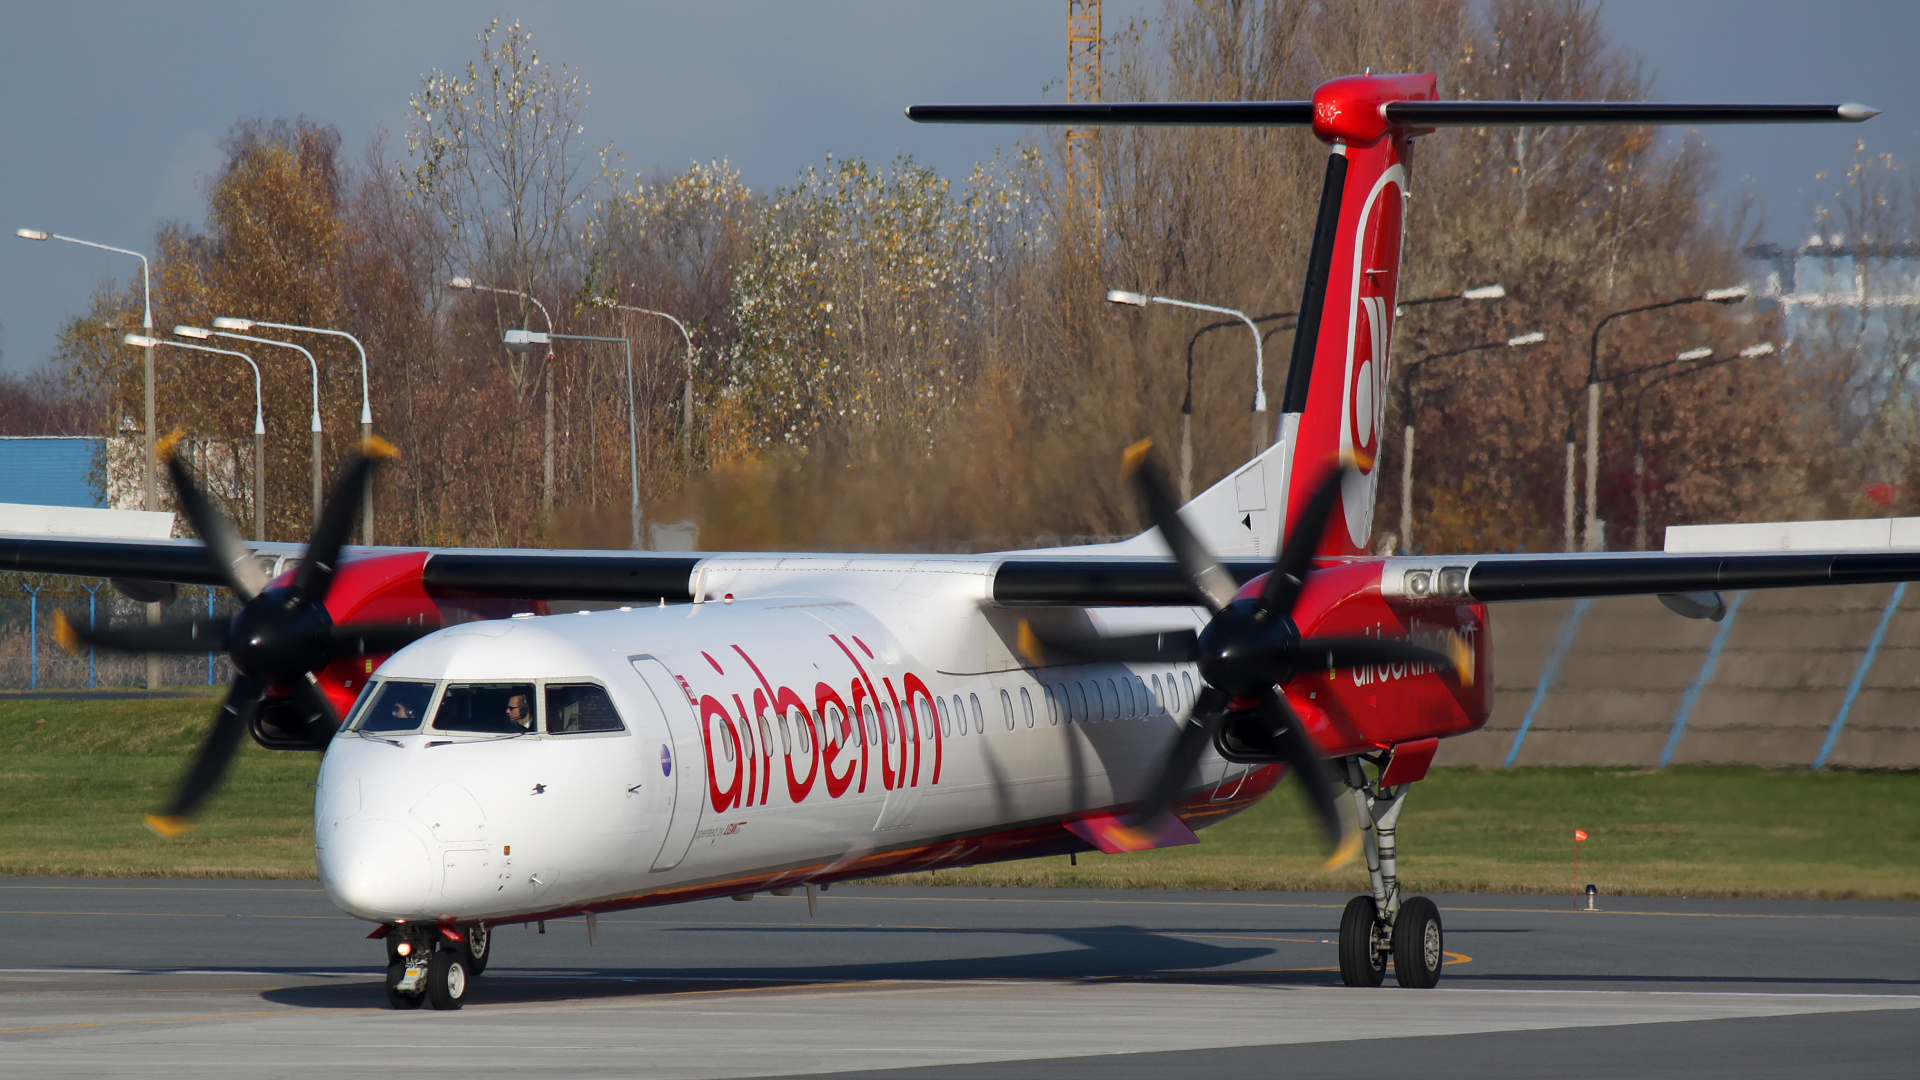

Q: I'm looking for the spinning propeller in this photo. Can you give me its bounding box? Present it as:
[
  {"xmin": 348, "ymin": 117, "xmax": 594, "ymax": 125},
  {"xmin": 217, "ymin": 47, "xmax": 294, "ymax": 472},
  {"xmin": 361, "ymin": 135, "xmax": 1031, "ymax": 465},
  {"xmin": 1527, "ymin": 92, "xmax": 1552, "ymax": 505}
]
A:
[
  {"xmin": 55, "ymin": 434, "xmax": 431, "ymax": 836},
  {"xmin": 1023, "ymin": 440, "xmax": 1467, "ymax": 866}
]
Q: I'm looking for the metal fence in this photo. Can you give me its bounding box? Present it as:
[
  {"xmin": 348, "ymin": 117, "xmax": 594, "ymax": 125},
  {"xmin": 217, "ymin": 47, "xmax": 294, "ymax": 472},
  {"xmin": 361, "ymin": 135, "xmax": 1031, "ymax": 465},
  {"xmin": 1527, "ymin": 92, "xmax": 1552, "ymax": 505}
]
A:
[{"xmin": 0, "ymin": 588, "xmax": 241, "ymax": 689}]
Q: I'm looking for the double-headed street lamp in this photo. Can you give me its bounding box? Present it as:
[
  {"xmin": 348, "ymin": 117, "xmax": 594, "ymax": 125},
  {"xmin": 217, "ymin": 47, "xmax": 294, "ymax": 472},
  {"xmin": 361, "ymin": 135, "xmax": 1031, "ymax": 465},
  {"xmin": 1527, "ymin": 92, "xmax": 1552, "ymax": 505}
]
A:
[
  {"xmin": 591, "ymin": 296, "xmax": 697, "ymax": 437},
  {"xmin": 504, "ymin": 329, "xmax": 640, "ymax": 550},
  {"xmin": 213, "ymin": 318, "xmax": 375, "ymax": 544},
  {"xmin": 177, "ymin": 326, "xmax": 322, "ymax": 527},
  {"xmin": 451, "ymin": 277, "xmax": 558, "ymax": 519},
  {"xmin": 123, "ymin": 334, "xmax": 266, "ymax": 542},
  {"xmin": 1628, "ymin": 342, "xmax": 1776, "ymax": 551},
  {"xmin": 1396, "ymin": 332, "xmax": 1546, "ymax": 553},
  {"xmin": 1575, "ymin": 286, "xmax": 1750, "ymax": 551},
  {"xmin": 17, "ymin": 228, "xmax": 157, "ymax": 513}
]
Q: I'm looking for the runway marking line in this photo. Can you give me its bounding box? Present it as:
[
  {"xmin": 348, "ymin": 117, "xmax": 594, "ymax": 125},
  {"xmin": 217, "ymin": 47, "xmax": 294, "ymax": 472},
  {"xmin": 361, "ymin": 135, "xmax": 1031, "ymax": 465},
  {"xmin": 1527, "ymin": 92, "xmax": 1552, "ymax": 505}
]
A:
[
  {"xmin": 825, "ymin": 895, "xmax": 1920, "ymax": 923},
  {"xmin": 0, "ymin": 1007, "xmax": 378, "ymax": 1036}
]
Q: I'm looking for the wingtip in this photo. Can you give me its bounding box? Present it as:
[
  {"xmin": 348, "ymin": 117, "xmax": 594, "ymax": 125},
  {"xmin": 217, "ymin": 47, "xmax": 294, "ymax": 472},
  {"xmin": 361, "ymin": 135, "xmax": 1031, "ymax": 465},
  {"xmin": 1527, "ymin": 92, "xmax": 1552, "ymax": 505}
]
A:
[
  {"xmin": 1121, "ymin": 437, "xmax": 1154, "ymax": 477},
  {"xmin": 1323, "ymin": 828, "xmax": 1363, "ymax": 870},
  {"xmin": 51, "ymin": 610, "xmax": 82, "ymax": 655},
  {"xmin": 156, "ymin": 428, "xmax": 187, "ymax": 463},
  {"xmin": 356, "ymin": 435, "xmax": 401, "ymax": 460},
  {"xmin": 144, "ymin": 813, "xmax": 195, "ymax": 838}
]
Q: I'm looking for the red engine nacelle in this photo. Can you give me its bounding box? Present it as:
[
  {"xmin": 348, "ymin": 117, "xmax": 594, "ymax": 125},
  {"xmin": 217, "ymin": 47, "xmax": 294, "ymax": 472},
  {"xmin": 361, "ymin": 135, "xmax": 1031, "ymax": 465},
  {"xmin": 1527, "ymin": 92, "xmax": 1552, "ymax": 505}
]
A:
[{"xmin": 1237, "ymin": 560, "xmax": 1491, "ymax": 758}]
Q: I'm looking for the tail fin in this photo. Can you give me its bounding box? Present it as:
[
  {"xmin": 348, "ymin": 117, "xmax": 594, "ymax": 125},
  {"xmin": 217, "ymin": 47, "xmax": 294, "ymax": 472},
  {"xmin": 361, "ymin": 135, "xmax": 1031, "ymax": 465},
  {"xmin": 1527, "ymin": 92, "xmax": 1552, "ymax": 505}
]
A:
[
  {"xmin": 909, "ymin": 78, "xmax": 1871, "ymax": 560},
  {"xmin": 1278, "ymin": 73, "xmax": 1434, "ymax": 558}
]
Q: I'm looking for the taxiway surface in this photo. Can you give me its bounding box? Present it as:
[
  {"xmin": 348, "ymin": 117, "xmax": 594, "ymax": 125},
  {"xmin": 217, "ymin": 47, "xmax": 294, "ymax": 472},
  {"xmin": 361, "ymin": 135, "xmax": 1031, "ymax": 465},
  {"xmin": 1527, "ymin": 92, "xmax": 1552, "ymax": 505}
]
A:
[{"xmin": 0, "ymin": 878, "xmax": 1913, "ymax": 1078}]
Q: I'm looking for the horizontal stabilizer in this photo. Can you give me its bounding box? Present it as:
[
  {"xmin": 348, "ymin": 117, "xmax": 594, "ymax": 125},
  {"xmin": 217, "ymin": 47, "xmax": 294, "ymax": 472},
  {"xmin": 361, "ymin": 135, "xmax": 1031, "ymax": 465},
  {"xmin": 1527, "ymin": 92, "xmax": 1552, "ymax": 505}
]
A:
[{"xmin": 908, "ymin": 100, "xmax": 1874, "ymax": 128}]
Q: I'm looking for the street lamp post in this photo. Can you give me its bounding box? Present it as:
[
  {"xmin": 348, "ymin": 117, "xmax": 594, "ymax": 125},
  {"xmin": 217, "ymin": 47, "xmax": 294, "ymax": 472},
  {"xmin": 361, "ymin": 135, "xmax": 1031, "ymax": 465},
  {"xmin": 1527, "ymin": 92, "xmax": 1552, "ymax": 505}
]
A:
[
  {"xmin": 505, "ymin": 329, "xmax": 639, "ymax": 549},
  {"xmin": 1108, "ymin": 289, "xmax": 1268, "ymax": 458},
  {"xmin": 124, "ymin": 334, "xmax": 267, "ymax": 541},
  {"xmin": 212, "ymin": 318, "xmax": 375, "ymax": 544},
  {"xmin": 22, "ymin": 228, "xmax": 163, "ymax": 688},
  {"xmin": 1628, "ymin": 343, "xmax": 1775, "ymax": 551},
  {"xmin": 591, "ymin": 296, "xmax": 697, "ymax": 440},
  {"xmin": 17, "ymin": 229, "xmax": 155, "ymax": 511},
  {"xmin": 1576, "ymin": 286, "xmax": 1750, "ymax": 552},
  {"xmin": 1164, "ymin": 286, "xmax": 1503, "ymax": 501},
  {"xmin": 451, "ymin": 277, "xmax": 557, "ymax": 520},
  {"xmin": 180, "ymin": 327, "xmax": 323, "ymax": 528},
  {"xmin": 1397, "ymin": 332, "xmax": 1545, "ymax": 553}
]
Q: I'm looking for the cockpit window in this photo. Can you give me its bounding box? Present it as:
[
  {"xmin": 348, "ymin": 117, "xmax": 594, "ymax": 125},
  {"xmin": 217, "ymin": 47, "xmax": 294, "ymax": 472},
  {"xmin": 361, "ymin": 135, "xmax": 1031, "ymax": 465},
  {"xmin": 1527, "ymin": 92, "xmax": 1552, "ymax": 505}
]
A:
[
  {"xmin": 354, "ymin": 680, "xmax": 436, "ymax": 734},
  {"xmin": 433, "ymin": 683, "xmax": 537, "ymax": 735},
  {"xmin": 546, "ymin": 683, "xmax": 625, "ymax": 734}
]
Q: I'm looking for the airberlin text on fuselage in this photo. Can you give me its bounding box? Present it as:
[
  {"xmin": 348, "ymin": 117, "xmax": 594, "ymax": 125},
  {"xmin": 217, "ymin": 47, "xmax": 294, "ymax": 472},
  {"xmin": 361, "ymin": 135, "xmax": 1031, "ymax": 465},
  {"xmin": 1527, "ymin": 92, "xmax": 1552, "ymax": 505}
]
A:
[{"xmin": 689, "ymin": 634, "xmax": 942, "ymax": 814}]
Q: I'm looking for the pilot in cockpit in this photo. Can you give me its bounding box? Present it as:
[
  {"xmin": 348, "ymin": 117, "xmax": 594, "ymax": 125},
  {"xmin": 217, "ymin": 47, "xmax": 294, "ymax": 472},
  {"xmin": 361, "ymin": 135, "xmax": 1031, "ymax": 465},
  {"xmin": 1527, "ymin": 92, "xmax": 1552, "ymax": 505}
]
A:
[{"xmin": 504, "ymin": 693, "xmax": 533, "ymax": 731}]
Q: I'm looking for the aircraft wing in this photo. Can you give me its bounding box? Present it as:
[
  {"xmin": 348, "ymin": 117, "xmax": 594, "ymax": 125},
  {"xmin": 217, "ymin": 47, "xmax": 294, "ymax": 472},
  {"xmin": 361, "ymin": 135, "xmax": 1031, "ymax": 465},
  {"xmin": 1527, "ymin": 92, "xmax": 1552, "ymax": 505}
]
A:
[{"xmin": 11, "ymin": 533, "xmax": 1920, "ymax": 608}]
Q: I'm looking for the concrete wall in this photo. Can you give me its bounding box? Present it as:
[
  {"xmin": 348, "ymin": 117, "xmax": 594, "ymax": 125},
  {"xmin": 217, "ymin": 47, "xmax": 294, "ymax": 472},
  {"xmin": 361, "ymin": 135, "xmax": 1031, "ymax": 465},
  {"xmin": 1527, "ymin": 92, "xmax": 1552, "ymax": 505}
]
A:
[{"xmin": 1437, "ymin": 584, "xmax": 1920, "ymax": 769}]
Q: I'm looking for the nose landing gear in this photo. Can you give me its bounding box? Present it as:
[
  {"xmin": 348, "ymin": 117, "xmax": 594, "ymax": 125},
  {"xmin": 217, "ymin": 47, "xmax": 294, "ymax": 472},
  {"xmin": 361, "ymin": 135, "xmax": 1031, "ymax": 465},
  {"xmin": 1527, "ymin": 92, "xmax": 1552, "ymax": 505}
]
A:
[
  {"xmin": 382, "ymin": 923, "xmax": 484, "ymax": 1009},
  {"xmin": 1335, "ymin": 758, "xmax": 1444, "ymax": 989}
]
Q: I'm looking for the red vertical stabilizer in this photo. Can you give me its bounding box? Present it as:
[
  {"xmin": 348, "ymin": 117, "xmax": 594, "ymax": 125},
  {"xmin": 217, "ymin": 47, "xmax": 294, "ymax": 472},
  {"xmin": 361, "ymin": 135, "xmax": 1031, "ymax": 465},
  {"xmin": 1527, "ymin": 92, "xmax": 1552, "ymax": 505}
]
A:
[{"xmin": 1280, "ymin": 73, "xmax": 1437, "ymax": 559}]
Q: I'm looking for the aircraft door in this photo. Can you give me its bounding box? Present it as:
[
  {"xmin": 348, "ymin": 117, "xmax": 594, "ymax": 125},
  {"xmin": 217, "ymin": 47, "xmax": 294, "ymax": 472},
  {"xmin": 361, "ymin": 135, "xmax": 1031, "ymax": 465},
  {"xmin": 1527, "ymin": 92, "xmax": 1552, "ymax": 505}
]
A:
[{"xmin": 629, "ymin": 656, "xmax": 706, "ymax": 872}]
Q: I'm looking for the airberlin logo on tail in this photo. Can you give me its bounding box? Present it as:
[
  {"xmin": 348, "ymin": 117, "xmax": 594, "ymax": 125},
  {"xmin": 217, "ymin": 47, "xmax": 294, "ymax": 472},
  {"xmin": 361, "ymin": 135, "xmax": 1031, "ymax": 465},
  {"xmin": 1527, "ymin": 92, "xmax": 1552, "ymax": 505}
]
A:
[{"xmin": 1337, "ymin": 162, "xmax": 1407, "ymax": 549}]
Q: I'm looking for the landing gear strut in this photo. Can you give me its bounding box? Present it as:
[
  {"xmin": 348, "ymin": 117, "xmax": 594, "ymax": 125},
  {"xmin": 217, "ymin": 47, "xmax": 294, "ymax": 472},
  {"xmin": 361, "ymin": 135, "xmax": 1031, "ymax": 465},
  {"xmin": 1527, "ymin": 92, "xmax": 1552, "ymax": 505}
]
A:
[
  {"xmin": 381, "ymin": 924, "xmax": 479, "ymax": 1010},
  {"xmin": 1335, "ymin": 757, "xmax": 1444, "ymax": 988}
]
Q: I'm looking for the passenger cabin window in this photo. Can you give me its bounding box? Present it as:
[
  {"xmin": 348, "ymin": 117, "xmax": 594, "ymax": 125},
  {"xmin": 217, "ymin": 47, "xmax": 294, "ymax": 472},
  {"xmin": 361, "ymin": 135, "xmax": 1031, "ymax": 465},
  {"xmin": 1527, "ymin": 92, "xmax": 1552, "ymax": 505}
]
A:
[
  {"xmin": 1071, "ymin": 682, "xmax": 1089, "ymax": 723},
  {"xmin": 1020, "ymin": 687, "xmax": 1035, "ymax": 728},
  {"xmin": 1119, "ymin": 677, "xmax": 1135, "ymax": 718},
  {"xmin": 355, "ymin": 680, "xmax": 435, "ymax": 734},
  {"xmin": 969, "ymin": 693, "xmax": 985, "ymax": 734},
  {"xmin": 433, "ymin": 682, "xmax": 538, "ymax": 735},
  {"xmin": 936, "ymin": 696, "xmax": 951, "ymax": 738},
  {"xmin": 545, "ymin": 683, "xmax": 625, "ymax": 734},
  {"xmin": 823, "ymin": 704, "xmax": 845, "ymax": 748},
  {"xmin": 1181, "ymin": 671, "xmax": 1196, "ymax": 711},
  {"xmin": 1044, "ymin": 685, "xmax": 1060, "ymax": 725}
]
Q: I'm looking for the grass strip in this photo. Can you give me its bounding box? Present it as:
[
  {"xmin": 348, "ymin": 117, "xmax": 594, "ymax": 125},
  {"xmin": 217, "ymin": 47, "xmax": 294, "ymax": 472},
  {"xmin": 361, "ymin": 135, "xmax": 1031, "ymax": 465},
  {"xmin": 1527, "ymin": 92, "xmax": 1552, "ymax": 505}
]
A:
[{"xmin": 2, "ymin": 694, "xmax": 1916, "ymax": 897}]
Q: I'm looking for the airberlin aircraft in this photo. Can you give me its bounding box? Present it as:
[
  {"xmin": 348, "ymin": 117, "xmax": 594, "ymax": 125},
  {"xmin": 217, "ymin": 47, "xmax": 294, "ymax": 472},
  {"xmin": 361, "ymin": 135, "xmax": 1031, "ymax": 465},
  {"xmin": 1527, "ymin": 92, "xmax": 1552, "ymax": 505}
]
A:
[{"xmin": 7, "ymin": 74, "xmax": 1900, "ymax": 1010}]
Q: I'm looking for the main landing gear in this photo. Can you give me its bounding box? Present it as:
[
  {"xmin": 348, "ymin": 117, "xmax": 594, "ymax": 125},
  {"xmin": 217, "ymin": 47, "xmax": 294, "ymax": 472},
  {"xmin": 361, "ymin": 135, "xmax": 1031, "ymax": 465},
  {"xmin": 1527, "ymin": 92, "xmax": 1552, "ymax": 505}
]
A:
[
  {"xmin": 1335, "ymin": 758, "xmax": 1444, "ymax": 989},
  {"xmin": 382, "ymin": 923, "xmax": 487, "ymax": 1009}
]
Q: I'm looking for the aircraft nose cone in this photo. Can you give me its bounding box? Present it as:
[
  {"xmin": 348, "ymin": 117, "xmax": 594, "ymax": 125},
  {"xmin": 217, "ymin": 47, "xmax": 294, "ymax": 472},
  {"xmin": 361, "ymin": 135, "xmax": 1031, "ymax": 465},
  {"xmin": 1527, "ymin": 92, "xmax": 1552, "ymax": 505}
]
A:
[{"xmin": 318, "ymin": 818, "xmax": 435, "ymax": 920}]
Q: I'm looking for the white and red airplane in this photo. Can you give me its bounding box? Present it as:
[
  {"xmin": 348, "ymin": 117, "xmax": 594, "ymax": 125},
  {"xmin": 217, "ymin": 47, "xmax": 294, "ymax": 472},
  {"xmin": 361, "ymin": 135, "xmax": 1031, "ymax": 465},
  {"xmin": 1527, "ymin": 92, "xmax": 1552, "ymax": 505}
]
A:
[{"xmin": 9, "ymin": 74, "xmax": 1895, "ymax": 1010}]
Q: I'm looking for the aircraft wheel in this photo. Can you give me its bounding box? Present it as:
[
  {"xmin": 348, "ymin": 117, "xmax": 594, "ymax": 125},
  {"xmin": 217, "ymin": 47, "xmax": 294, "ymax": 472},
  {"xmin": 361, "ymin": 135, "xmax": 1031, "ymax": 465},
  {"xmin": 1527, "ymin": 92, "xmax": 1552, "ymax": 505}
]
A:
[
  {"xmin": 384, "ymin": 962, "xmax": 424, "ymax": 1010},
  {"xmin": 463, "ymin": 924, "xmax": 490, "ymax": 975},
  {"xmin": 1392, "ymin": 896, "xmax": 1444, "ymax": 989},
  {"xmin": 1338, "ymin": 894, "xmax": 1386, "ymax": 987},
  {"xmin": 425, "ymin": 947, "xmax": 470, "ymax": 1010}
]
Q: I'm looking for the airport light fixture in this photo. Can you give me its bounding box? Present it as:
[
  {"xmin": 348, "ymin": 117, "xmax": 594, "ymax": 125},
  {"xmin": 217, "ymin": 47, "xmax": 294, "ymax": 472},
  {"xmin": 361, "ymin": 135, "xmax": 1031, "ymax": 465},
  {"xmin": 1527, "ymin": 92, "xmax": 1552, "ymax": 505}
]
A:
[
  {"xmin": 591, "ymin": 296, "xmax": 698, "ymax": 439},
  {"xmin": 1397, "ymin": 331, "xmax": 1546, "ymax": 553},
  {"xmin": 1573, "ymin": 285, "xmax": 1752, "ymax": 552},
  {"xmin": 503, "ymin": 329, "xmax": 641, "ymax": 550},
  {"xmin": 452, "ymin": 277, "xmax": 560, "ymax": 519},
  {"xmin": 19, "ymin": 228, "xmax": 159, "ymax": 515},
  {"xmin": 126, "ymin": 333, "xmax": 268, "ymax": 541},
  {"xmin": 1630, "ymin": 341, "xmax": 1777, "ymax": 550},
  {"xmin": 1108, "ymin": 288, "xmax": 1270, "ymax": 459},
  {"xmin": 181, "ymin": 325, "xmax": 325, "ymax": 528},
  {"xmin": 213, "ymin": 317, "xmax": 377, "ymax": 544}
]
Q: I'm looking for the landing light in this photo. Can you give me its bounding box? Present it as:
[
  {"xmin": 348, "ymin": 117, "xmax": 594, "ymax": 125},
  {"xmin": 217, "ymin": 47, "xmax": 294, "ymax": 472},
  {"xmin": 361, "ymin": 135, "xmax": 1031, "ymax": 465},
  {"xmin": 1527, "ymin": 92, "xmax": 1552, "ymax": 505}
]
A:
[{"xmin": 396, "ymin": 941, "xmax": 412, "ymax": 956}]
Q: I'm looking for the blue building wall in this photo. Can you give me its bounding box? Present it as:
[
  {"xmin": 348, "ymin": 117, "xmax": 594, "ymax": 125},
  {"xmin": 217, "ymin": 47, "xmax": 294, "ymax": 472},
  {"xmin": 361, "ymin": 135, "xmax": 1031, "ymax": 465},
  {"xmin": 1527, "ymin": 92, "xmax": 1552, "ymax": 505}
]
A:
[{"xmin": 0, "ymin": 437, "xmax": 104, "ymax": 507}]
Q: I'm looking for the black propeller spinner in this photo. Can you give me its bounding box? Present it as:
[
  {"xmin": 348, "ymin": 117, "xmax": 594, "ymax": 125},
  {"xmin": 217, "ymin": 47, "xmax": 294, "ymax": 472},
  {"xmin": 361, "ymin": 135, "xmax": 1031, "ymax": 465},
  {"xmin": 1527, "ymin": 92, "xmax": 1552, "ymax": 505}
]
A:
[
  {"xmin": 1022, "ymin": 440, "xmax": 1465, "ymax": 866},
  {"xmin": 55, "ymin": 433, "xmax": 432, "ymax": 836}
]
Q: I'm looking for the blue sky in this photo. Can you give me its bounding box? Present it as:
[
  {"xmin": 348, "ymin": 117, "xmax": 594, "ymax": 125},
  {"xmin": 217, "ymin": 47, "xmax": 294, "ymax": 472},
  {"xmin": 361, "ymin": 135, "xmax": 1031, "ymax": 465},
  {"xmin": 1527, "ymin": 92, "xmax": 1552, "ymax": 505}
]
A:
[{"xmin": 3, "ymin": 1, "xmax": 1915, "ymax": 375}]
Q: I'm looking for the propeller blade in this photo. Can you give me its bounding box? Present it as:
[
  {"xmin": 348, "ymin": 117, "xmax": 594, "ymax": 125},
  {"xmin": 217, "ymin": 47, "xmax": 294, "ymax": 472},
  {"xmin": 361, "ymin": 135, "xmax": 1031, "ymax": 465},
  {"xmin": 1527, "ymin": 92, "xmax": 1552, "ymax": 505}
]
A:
[
  {"xmin": 1261, "ymin": 465, "xmax": 1349, "ymax": 616},
  {"xmin": 290, "ymin": 438, "xmax": 399, "ymax": 604},
  {"xmin": 1255, "ymin": 689, "xmax": 1359, "ymax": 867},
  {"xmin": 1123, "ymin": 439, "xmax": 1239, "ymax": 613},
  {"xmin": 326, "ymin": 621, "xmax": 437, "ymax": 659},
  {"xmin": 159, "ymin": 430, "xmax": 266, "ymax": 599},
  {"xmin": 1130, "ymin": 685, "xmax": 1231, "ymax": 826},
  {"xmin": 1018, "ymin": 619, "xmax": 1199, "ymax": 665},
  {"xmin": 54, "ymin": 611, "xmax": 228, "ymax": 656},
  {"xmin": 294, "ymin": 673, "xmax": 343, "ymax": 737},
  {"xmin": 1296, "ymin": 636, "xmax": 1455, "ymax": 676},
  {"xmin": 146, "ymin": 674, "xmax": 264, "ymax": 835}
]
